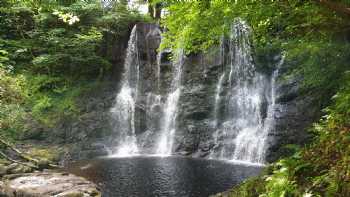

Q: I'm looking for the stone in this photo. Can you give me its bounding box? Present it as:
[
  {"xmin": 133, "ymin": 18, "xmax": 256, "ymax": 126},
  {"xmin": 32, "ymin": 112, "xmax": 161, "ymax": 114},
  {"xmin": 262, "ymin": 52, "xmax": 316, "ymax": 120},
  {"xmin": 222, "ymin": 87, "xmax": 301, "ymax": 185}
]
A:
[
  {"xmin": 37, "ymin": 159, "xmax": 50, "ymax": 170},
  {"xmin": 0, "ymin": 181, "xmax": 4, "ymax": 195},
  {"xmin": 5, "ymin": 163, "xmax": 19, "ymax": 174},
  {"xmin": 5, "ymin": 163, "xmax": 33, "ymax": 175},
  {"xmin": 0, "ymin": 165, "xmax": 6, "ymax": 177},
  {"xmin": 0, "ymin": 172, "xmax": 100, "ymax": 197}
]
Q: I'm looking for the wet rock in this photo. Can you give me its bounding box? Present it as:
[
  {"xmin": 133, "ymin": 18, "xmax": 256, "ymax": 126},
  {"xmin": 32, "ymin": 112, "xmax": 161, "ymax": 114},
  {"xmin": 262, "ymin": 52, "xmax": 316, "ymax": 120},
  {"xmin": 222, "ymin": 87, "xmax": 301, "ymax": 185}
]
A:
[
  {"xmin": 174, "ymin": 51, "xmax": 221, "ymax": 155},
  {"xmin": 173, "ymin": 44, "xmax": 321, "ymax": 162},
  {"xmin": 62, "ymin": 141, "xmax": 110, "ymax": 164},
  {"xmin": 265, "ymin": 93, "xmax": 319, "ymax": 162},
  {"xmin": 0, "ymin": 172, "xmax": 100, "ymax": 197},
  {"xmin": 6, "ymin": 163, "xmax": 33, "ymax": 175},
  {"xmin": 37, "ymin": 159, "xmax": 50, "ymax": 170},
  {"xmin": 0, "ymin": 165, "xmax": 6, "ymax": 177},
  {"xmin": 0, "ymin": 181, "xmax": 4, "ymax": 195},
  {"xmin": 210, "ymin": 191, "xmax": 230, "ymax": 197}
]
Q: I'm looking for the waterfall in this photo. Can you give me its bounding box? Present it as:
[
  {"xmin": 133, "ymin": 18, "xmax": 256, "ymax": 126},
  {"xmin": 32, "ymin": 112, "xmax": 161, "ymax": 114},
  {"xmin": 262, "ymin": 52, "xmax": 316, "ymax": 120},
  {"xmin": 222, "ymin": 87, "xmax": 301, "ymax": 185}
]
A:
[
  {"xmin": 228, "ymin": 19, "xmax": 268, "ymax": 163},
  {"xmin": 213, "ymin": 73, "xmax": 225, "ymax": 128},
  {"xmin": 109, "ymin": 23, "xmax": 183, "ymax": 157},
  {"xmin": 210, "ymin": 19, "xmax": 280, "ymax": 164},
  {"xmin": 110, "ymin": 26, "xmax": 140, "ymax": 156},
  {"xmin": 107, "ymin": 22, "xmax": 281, "ymax": 162},
  {"xmin": 256, "ymin": 54, "xmax": 285, "ymax": 160},
  {"xmin": 156, "ymin": 50, "xmax": 184, "ymax": 155},
  {"xmin": 209, "ymin": 73, "xmax": 225, "ymax": 159},
  {"xmin": 156, "ymin": 50, "xmax": 162, "ymax": 91}
]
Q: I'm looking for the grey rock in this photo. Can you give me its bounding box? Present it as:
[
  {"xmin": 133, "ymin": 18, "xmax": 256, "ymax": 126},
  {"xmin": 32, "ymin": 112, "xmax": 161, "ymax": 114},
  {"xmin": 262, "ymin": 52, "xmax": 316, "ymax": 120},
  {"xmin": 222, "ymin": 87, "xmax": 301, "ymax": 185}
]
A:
[
  {"xmin": 0, "ymin": 172, "xmax": 100, "ymax": 197},
  {"xmin": 0, "ymin": 165, "xmax": 6, "ymax": 177},
  {"xmin": 6, "ymin": 163, "xmax": 33, "ymax": 175}
]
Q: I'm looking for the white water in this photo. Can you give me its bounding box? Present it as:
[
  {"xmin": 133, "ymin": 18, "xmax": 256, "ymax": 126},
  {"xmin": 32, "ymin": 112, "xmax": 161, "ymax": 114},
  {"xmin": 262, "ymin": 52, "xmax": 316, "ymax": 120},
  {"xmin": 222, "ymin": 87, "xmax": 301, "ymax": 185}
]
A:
[
  {"xmin": 213, "ymin": 73, "xmax": 225, "ymax": 128},
  {"xmin": 210, "ymin": 19, "xmax": 280, "ymax": 164},
  {"xmin": 156, "ymin": 50, "xmax": 162, "ymax": 91},
  {"xmin": 110, "ymin": 26, "xmax": 139, "ymax": 156},
  {"xmin": 209, "ymin": 73, "xmax": 225, "ymax": 159},
  {"xmin": 156, "ymin": 50, "xmax": 184, "ymax": 155},
  {"xmin": 109, "ymin": 21, "xmax": 280, "ymax": 163},
  {"xmin": 145, "ymin": 93, "xmax": 162, "ymax": 133},
  {"xmin": 255, "ymin": 54, "xmax": 285, "ymax": 160},
  {"xmin": 228, "ymin": 19, "xmax": 267, "ymax": 164},
  {"xmin": 110, "ymin": 24, "xmax": 184, "ymax": 157}
]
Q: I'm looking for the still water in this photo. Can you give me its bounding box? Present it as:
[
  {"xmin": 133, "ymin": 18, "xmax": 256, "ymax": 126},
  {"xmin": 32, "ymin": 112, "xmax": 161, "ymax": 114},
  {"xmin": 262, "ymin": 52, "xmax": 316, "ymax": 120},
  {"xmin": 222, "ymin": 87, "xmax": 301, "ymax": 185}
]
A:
[{"xmin": 66, "ymin": 156, "xmax": 262, "ymax": 197}]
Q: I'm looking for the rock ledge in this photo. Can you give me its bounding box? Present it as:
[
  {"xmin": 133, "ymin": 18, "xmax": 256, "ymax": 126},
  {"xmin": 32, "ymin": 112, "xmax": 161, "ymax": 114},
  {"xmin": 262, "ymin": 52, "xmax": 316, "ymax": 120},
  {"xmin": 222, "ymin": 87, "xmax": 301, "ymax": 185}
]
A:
[{"xmin": 0, "ymin": 172, "xmax": 100, "ymax": 197}]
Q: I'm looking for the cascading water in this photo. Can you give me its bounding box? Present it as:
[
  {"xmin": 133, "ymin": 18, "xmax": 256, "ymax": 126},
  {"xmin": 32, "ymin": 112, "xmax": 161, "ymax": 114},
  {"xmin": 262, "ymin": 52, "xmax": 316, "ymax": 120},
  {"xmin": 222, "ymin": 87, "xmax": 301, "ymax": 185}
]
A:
[
  {"xmin": 209, "ymin": 73, "xmax": 226, "ymax": 159},
  {"xmin": 110, "ymin": 26, "xmax": 140, "ymax": 156},
  {"xmin": 109, "ymin": 24, "xmax": 183, "ymax": 156},
  {"xmin": 209, "ymin": 19, "xmax": 280, "ymax": 164},
  {"xmin": 156, "ymin": 50, "xmax": 162, "ymax": 91},
  {"xmin": 257, "ymin": 54, "xmax": 285, "ymax": 160},
  {"xmin": 156, "ymin": 50, "xmax": 184, "ymax": 155},
  {"xmin": 213, "ymin": 73, "xmax": 225, "ymax": 128},
  {"xmin": 108, "ymin": 22, "xmax": 280, "ymax": 162}
]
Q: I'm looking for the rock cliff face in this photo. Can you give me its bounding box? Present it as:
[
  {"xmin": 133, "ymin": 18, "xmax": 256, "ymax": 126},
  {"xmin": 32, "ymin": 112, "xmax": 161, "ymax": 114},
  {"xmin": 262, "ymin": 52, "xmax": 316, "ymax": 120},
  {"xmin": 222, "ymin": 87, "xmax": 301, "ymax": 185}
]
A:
[
  {"xmin": 265, "ymin": 70, "xmax": 320, "ymax": 162},
  {"xmin": 175, "ymin": 50, "xmax": 223, "ymax": 157},
  {"xmin": 54, "ymin": 23, "xmax": 165, "ymax": 161},
  {"xmin": 51, "ymin": 23, "xmax": 321, "ymax": 163},
  {"xmin": 173, "ymin": 48, "xmax": 320, "ymax": 161}
]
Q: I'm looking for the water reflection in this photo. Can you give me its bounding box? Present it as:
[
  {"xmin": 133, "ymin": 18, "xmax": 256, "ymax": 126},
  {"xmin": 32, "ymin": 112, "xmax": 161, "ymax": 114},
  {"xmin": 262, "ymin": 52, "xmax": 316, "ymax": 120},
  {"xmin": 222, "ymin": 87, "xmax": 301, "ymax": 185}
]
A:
[{"xmin": 66, "ymin": 156, "xmax": 262, "ymax": 197}]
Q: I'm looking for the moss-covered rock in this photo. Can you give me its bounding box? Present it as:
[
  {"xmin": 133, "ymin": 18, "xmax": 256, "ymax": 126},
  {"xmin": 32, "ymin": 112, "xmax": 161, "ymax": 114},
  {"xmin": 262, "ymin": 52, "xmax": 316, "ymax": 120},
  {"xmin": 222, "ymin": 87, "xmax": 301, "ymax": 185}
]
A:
[
  {"xmin": 0, "ymin": 164, "xmax": 6, "ymax": 177},
  {"xmin": 5, "ymin": 163, "xmax": 34, "ymax": 174}
]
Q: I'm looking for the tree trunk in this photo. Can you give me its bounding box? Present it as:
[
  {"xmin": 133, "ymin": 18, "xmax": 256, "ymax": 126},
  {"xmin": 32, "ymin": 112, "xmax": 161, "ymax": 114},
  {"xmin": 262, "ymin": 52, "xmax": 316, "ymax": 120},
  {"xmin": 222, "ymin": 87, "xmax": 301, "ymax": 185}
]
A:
[
  {"xmin": 0, "ymin": 151, "xmax": 38, "ymax": 169},
  {"xmin": 155, "ymin": 3, "xmax": 162, "ymax": 20},
  {"xmin": 148, "ymin": 2, "xmax": 154, "ymax": 19}
]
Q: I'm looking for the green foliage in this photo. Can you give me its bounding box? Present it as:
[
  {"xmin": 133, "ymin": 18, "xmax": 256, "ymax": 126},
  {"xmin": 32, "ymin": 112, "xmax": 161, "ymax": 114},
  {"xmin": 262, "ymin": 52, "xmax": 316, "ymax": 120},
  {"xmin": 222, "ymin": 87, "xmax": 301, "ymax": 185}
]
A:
[
  {"xmin": 0, "ymin": 104, "xmax": 27, "ymax": 138},
  {"xmin": 0, "ymin": 49, "xmax": 11, "ymax": 71},
  {"xmin": 328, "ymin": 72, "xmax": 350, "ymax": 124},
  {"xmin": 157, "ymin": 1, "xmax": 350, "ymax": 197},
  {"xmin": 0, "ymin": 68, "xmax": 27, "ymax": 138},
  {"xmin": 0, "ymin": 0, "xmax": 149, "ymax": 136},
  {"xmin": 0, "ymin": 6, "xmax": 34, "ymax": 39},
  {"xmin": 229, "ymin": 74, "xmax": 350, "ymax": 197},
  {"xmin": 227, "ymin": 175, "xmax": 267, "ymax": 197},
  {"xmin": 159, "ymin": 0, "xmax": 349, "ymax": 53},
  {"xmin": 259, "ymin": 159, "xmax": 303, "ymax": 197},
  {"xmin": 301, "ymin": 76, "xmax": 350, "ymax": 196},
  {"xmin": 0, "ymin": 69, "xmax": 25, "ymax": 105},
  {"xmin": 282, "ymin": 40, "xmax": 350, "ymax": 101}
]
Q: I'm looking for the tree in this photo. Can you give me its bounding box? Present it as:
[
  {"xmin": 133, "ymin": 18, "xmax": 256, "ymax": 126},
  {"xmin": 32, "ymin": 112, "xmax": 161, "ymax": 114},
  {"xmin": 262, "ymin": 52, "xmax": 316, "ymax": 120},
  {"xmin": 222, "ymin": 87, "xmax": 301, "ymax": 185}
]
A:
[
  {"xmin": 315, "ymin": 0, "xmax": 350, "ymax": 17},
  {"xmin": 146, "ymin": 0, "xmax": 161, "ymax": 20}
]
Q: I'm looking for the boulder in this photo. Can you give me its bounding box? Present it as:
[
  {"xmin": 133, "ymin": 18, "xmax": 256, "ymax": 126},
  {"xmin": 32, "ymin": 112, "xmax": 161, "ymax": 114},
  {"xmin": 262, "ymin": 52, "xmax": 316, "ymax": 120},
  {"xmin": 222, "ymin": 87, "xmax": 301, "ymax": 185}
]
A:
[{"xmin": 0, "ymin": 172, "xmax": 100, "ymax": 197}]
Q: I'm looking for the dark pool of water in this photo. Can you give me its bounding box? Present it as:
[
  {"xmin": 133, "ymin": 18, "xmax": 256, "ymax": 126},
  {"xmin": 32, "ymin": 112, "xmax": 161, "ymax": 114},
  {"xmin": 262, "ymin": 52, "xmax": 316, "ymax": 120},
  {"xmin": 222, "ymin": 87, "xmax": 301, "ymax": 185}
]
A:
[{"xmin": 66, "ymin": 156, "xmax": 262, "ymax": 197}]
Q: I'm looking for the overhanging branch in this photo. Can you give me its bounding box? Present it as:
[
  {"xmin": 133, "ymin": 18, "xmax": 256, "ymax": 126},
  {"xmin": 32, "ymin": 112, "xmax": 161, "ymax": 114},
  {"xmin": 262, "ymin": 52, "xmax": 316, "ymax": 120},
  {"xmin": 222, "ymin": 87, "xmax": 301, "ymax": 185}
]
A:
[{"xmin": 315, "ymin": 0, "xmax": 350, "ymax": 17}]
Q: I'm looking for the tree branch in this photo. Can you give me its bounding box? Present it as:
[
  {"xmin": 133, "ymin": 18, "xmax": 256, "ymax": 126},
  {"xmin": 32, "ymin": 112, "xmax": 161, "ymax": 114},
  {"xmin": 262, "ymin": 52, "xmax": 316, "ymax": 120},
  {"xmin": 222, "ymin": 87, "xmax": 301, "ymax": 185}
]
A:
[
  {"xmin": 0, "ymin": 137, "xmax": 60, "ymax": 169},
  {"xmin": 0, "ymin": 151, "xmax": 38, "ymax": 169},
  {"xmin": 0, "ymin": 137, "xmax": 39, "ymax": 164},
  {"xmin": 315, "ymin": 0, "xmax": 350, "ymax": 17}
]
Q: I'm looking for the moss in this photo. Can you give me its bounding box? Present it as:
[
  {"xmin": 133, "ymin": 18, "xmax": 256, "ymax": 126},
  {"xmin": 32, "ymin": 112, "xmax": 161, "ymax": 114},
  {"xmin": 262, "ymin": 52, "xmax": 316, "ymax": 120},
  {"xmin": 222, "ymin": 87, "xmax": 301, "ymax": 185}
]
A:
[
  {"xmin": 61, "ymin": 192, "xmax": 84, "ymax": 197},
  {"xmin": 26, "ymin": 146, "xmax": 62, "ymax": 162},
  {"xmin": 0, "ymin": 159, "xmax": 9, "ymax": 166}
]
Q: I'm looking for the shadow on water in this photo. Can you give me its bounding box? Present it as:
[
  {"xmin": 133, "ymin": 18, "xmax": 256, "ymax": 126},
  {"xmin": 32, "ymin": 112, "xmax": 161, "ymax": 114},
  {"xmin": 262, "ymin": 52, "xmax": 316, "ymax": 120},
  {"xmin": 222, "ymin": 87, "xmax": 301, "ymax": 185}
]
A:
[{"xmin": 66, "ymin": 156, "xmax": 263, "ymax": 197}]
